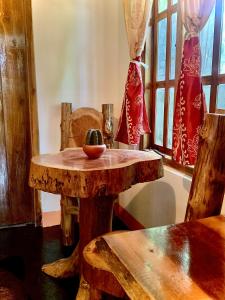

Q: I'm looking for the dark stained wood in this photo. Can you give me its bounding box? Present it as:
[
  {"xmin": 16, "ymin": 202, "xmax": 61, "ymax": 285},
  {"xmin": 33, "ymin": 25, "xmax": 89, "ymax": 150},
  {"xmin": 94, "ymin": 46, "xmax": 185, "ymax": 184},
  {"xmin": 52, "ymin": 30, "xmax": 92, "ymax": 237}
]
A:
[
  {"xmin": 100, "ymin": 215, "xmax": 225, "ymax": 300},
  {"xmin": 24, "ymin": 0, "xmax": 40, "ymax": 226},
  {"xmin": 185, "ymin": 113, "xmax": 225, "ymax": 221},
  {"xmin": 0, "ymin": 80, "xmax": 8, "ymax": 222},
  {"xmin": 0, "ymin": 0, "xmax": 38, "ymax": 226},
  {"xmin": 79, "ymin": 195, "xmax": 116, "ymax": 272}
]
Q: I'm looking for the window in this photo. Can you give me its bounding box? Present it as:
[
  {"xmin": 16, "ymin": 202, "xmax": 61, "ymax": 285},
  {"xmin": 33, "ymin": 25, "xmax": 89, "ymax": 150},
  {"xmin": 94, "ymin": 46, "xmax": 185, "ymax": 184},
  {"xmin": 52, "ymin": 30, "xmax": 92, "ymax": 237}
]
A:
[{"xmin": 145, "ymin": 0, "xmax": 225, "ymax": 159}]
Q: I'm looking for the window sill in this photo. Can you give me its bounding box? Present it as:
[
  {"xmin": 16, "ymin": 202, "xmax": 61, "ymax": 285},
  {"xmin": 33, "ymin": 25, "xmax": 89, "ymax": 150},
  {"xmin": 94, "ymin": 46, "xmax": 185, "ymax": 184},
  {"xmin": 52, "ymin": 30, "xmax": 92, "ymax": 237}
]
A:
[
  {"xmin": 162, "ymin": 156, "xmax": 193, "ymax": 177},
  {"xmin": 144, "ymin": 148, "xmax": 194, "ymax": 177}
]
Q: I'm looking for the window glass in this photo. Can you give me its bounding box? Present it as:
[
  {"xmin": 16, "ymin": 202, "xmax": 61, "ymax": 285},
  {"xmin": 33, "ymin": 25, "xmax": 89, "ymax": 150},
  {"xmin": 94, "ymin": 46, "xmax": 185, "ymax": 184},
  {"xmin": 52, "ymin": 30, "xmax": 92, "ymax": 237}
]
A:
[
  {"xmin": 200, "ymin": 6, "xmax": 215, "ymax": 76},
  {"xmin": 145, "ymin": 26, "xmax": 151, "ymax": 85},
  {"xmin": 155, "ymin": 88, "xmax": 165, "ymax": 146},
  {"xmin": 172, "ymin": 0, "xmax": 177, "ymax": 4},
  {"xmin": 220, "ymin": 4, "xmax": 225, "ymax": 74},
  {"xmin": 167, "ymin": 88, "xmax": 175, "ymax": 149},
  {"xmin": 157, "ymin": 18, "xmax": 167, "ymax": 81},
  {"xmin": 158, "ymin": 0, "xmax": 167, "ymax": 13},
  {"xmin": 170, "ymin": 13, "xmax": 177, "ymax": 79},
  {"xmin": 217, "ymin": 84, "xmax": 225, "ymax": 109},
  {"xmin": 203, "ymin": 85, "xmax": 211, "ymax": 112}
]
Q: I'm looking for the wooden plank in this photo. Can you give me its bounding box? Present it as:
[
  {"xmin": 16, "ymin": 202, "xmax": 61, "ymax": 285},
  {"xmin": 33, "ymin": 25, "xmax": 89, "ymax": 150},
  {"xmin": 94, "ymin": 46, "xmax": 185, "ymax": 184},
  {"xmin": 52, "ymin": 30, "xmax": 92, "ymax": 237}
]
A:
[
  {"xmin": 0, "ymin": 0, "xmax": 35, "ymax": 225},
  {"xmin": 61, "ymin": 103, "xmax": 72, "ymax": 150},
  {"xmin": 102, "ymin": 215, "xmax": 225, "ymax": 300},
  {"xmin": 0, "ymin": 54, "xmax": 8, "ymax": 224},
  {"xmin": 24, "ymin": 0, "xmax": 40, "ymax": 226},
  {"xmin": 185, "ymin": 113, "xmax": 225, "ymax": 221}
]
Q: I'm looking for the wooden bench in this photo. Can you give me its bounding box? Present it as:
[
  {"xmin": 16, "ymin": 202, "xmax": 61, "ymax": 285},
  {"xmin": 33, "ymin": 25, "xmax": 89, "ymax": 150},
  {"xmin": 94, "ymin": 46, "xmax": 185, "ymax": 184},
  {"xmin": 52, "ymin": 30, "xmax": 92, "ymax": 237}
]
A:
[{"xmin": 82, "ymin": 113, "xmax": 225, "ymax": 299}]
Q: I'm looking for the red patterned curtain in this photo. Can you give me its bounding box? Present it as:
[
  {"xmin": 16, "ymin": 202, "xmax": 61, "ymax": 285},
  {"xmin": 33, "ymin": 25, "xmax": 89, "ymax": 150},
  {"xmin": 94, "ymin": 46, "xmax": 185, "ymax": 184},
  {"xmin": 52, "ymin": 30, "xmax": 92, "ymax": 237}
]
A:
[
  {"xmin": 115, "ymin": 0, "xmax": 152, "ymax": 145},
  {"xmin": 172, "ymin": 0, "xmax": 215, "ymax": 165}
]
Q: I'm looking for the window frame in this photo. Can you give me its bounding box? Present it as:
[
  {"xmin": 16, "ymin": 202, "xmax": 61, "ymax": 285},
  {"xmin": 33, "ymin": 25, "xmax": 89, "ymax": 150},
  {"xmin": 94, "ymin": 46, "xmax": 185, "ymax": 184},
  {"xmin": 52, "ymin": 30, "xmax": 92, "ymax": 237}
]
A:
[{"xmin": 146, "ymin": 0, "xmax": 225, "ymax": 172}]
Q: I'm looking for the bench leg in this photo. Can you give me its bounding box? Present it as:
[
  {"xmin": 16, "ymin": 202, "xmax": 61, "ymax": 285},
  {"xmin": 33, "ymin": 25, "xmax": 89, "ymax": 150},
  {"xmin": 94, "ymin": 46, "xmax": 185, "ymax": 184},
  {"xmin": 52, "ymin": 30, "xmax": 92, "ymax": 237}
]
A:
[{"xmin": 76, "ymin": 276, "xmax": 103, "ymax": 300}]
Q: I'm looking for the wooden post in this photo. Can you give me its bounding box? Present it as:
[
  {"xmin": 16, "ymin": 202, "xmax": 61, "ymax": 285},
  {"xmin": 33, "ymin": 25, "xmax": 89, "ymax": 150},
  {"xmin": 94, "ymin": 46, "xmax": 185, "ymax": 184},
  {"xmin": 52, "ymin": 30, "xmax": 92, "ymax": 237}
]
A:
[
  {"xmin": 102, "ymin": 104, "xmax": 114, "ymax": 148},
  {"xmin": 60, "ymin": 102, "xmax": 76, "ymax": 246},
  {"xmin": 60, "ymin": 102, "xmax": 72, "ymax": 150},
  {"xmin": 185, "ymin": 113, "xmax": 225, "ymax": 221}
]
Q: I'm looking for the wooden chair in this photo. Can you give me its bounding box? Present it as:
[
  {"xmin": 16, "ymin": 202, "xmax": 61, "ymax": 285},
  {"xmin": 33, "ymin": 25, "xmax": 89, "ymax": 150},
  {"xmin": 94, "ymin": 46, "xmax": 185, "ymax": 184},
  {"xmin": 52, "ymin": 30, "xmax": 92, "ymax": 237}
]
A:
[
  {"xmin": 82, "ymin": 113, "xmax": 225, "ymax": 299},
  {"xmin": 60, "ymin": 103, "xmax": 103, "ymax": 246}
]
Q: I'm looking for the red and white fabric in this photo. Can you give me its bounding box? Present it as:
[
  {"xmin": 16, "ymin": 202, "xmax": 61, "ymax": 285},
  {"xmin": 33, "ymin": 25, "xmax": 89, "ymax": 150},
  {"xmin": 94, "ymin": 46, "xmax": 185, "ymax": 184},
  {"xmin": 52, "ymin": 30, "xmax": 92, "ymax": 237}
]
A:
[
  {"xmin": 115, "ymin": 0, "xmax": 152, "ymax": 145},
  {"xmin": 172, "ymin": 0, "xmax": 215, "ymax": 165}
]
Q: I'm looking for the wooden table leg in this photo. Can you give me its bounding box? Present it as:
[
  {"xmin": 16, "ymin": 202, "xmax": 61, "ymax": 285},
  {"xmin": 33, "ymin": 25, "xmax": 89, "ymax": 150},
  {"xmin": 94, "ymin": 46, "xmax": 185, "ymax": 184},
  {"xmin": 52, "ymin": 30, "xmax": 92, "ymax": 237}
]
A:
[
  {"xmin": 76, "ymin": 194, "xmax": 116, "ymax": 299},
  {"xmin": 79, "ymin": 195, "xmax": 116, "ymax": 267},
  {"xmin": 41, "ymin": 194, "xmax": 116, "ymax": 281},
  {"xmin": 42, "ymin": 242, "xmax": 79, "ymax": 278}
]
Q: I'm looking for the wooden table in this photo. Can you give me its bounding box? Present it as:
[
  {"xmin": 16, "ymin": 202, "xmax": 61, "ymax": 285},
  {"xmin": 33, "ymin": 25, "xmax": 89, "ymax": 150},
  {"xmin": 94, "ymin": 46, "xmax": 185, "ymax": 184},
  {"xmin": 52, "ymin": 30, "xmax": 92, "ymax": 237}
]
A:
[
  {"xmin": 96, "ymin": 215, "xmax": 225, "ymax": 300},
  {"xmin": 29, "ymin": 148, "xmax": 163, "ymax": 280}
]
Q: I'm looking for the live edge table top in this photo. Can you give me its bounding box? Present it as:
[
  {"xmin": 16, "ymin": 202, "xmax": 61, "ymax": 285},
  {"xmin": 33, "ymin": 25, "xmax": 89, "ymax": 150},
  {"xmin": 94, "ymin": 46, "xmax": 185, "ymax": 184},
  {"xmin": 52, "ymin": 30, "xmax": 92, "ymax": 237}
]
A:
[{"xmin": 29, "ymin": 148, "xmax": 163, "ymax": 198}]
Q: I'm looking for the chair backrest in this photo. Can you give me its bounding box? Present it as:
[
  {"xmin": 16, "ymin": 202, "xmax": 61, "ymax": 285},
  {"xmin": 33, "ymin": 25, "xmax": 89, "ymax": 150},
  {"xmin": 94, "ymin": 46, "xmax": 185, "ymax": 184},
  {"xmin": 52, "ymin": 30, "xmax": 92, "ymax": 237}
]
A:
[
  {"xmin": 185, "ymin": 113, "xmax": 225, "ymax": 221},
  {"xmin": 60, "ymin": 103, "xmax": 103, "ymax": 150}
]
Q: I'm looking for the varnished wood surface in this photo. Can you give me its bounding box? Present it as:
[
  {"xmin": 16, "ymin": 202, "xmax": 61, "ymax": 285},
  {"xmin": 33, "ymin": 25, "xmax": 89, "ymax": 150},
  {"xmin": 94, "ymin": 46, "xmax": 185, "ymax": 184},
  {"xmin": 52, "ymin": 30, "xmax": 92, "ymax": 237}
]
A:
[
  {"xmin": 0, "ymin": 0, "xmax": 37, "ymax": 225},
  {"xmin": 29, "ymin": 148, "xmax": 163, "ymax": 198},
  {"xmin": 99, "ymin": 215, "xmax": 225, "ymax": 300},
  {"xmin": 185, "ymin": 113, "xmax": 225, "ymax": 221},
  {"xmin": 68, "ymin": 107, "xmax": 103, "ymax": 148},
  {"xmin": 29, "ymin": 148, "xmax": 163, "ymax": 282},
  {"xmin": 25, "ymin": 0, "xmax": 40, "ymax": 225}
]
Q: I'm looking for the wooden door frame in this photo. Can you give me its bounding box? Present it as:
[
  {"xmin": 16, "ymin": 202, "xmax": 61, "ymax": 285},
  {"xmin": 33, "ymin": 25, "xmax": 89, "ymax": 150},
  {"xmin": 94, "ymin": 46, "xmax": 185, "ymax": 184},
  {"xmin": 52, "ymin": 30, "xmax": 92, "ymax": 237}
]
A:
[{"xmin": 24, "ymin": 0, "xmax": 41, "ymax": 226}]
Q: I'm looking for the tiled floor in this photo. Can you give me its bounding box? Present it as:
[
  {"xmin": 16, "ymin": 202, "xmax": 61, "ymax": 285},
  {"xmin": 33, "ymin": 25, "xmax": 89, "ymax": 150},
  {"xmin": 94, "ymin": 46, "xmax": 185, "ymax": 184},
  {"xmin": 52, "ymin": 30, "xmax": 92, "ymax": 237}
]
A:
[{"xmin": 0, "ymin": 217, "xmax": 127, "ymax": 299}]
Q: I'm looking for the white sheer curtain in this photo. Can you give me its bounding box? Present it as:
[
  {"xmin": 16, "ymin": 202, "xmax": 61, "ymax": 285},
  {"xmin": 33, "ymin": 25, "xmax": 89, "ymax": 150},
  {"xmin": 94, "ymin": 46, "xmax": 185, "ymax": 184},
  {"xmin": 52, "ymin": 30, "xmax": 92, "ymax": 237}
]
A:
[
  {"xmin": 115, "ymin": 0, "xmax": 153, "ymax": 145},
  {"xmin": 123, "ymin": 0, "xmax": 152, "ymax": 59},
  {"xmin": 180, "ymin": 0, "xmax": 215, "ymax": 37}
]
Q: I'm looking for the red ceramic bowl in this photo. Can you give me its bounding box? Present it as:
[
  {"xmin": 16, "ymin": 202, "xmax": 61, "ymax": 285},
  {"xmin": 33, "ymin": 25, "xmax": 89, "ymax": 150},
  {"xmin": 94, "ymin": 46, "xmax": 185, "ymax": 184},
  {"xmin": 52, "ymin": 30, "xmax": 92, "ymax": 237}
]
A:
[{"xmin": 83, "ymin": 144, "xmax": 106, "ymax": 159}]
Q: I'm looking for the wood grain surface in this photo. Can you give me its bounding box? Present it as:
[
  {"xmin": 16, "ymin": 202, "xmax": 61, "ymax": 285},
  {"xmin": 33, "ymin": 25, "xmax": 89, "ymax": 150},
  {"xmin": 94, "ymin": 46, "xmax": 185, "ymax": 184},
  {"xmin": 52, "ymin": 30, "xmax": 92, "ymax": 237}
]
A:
[
  {"xmin": 100, "ymin": 215, "xmax": 225, "ymax": 300},
  {"xmin": 29, "ymin": 148, "xmax": 163, "ymax": 198},
  {"xmin": 0, "ymin": 0, "xmax": 38, "ymax": 225},
  {"xmin": 68, "ymin": 107, "xmax": 103, "ymax": 148},
  {"xmin": 29, "ymin": 148, "xmax": 163, "ymax": 282},
  {"xmin": 185, "ymin": 113, "xmax": 225, "ymax": 221}
]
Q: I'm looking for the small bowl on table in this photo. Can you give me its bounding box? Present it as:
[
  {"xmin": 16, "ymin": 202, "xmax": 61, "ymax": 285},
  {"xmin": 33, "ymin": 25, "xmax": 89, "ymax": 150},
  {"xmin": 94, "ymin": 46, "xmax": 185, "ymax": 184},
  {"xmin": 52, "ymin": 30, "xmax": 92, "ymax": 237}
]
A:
[{"xmin": 83, "ymin": 144, "xmax": 106, "ymax": 159}]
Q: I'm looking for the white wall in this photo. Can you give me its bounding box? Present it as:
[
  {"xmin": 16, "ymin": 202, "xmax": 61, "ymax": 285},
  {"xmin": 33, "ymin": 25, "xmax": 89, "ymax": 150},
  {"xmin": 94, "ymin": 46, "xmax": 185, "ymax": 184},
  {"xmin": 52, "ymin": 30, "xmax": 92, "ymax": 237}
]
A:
[
  {"xmin": 119, "ymin": 166, "xmax": 191, "ymax": 227},
  {"xmin": 32, "ymin": 0, "xmax": 129, "ymax": 211},
  {"xmin": 32, "ymin": 1, "xmax": 225, "ymax": 226},
  {"xmin": 119, "ymin": 164, "xmax": 225, "ymax": 227}
]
